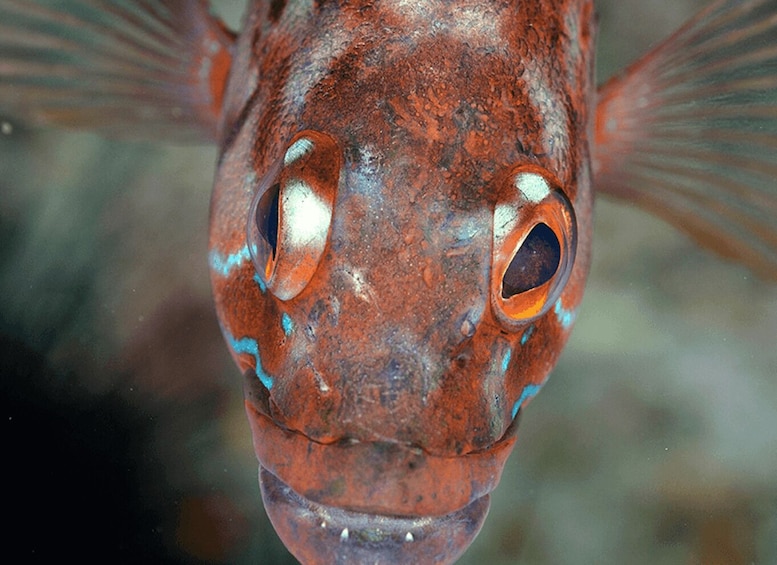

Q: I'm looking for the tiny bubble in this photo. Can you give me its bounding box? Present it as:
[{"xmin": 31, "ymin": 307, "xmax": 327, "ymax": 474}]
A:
[{"xmin": 1, "ymin": 121, "xmax": 12, "ymax": 135}]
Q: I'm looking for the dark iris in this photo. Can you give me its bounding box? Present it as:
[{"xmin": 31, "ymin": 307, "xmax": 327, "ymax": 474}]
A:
[
  {"xmin": 256, "ymin": 182, "xmax": 280, "ymax": 258},
  {"xmin": 502, "ymin": 223, "xmax": 561, "ymax": 298}
]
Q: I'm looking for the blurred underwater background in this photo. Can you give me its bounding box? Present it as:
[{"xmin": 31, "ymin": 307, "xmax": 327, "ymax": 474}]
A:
[{"xmin": 1, "ymin": 0, "xmax": 776, "ymax": 563}]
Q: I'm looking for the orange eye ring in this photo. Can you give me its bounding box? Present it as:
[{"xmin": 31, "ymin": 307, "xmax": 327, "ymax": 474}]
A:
[{"xmin": 491, "ymin": 166, "xmax": 577, "ymax": 327}]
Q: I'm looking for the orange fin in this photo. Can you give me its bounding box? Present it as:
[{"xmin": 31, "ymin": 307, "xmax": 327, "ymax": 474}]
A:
[
  {"xmin": 594, "ymin": 0, "xmax": 777, "ymax": 280},
  {"xmin": 0, "ymin": 0, "xmax": 235, "ymax": 142}
]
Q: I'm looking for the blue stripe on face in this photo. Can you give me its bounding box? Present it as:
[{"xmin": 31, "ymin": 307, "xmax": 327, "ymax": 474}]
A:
[
  {"xmin": 281, "ymin": 313, "xmax": 294, "ymax": 336},
  {"xmin": 520, "ymin": 324, "xmax": 535, "ymax": 346},
  {"xmin": 554, "ymin": 298, "xmax": 576, "ymax": 330},
  {"xmin": 224, "ymin": 330, "xmax": 273, "ymax": 390},
  {"xmin": 253, "ymin": 273, "xmax": 267, "ymax": 293},
  {"xmin": 511, "ymin": 383, "xmax": 543, "ymax": 420},
  {"xmin": 209, "ymin": 243, "xmax": 251, "ymax": 277},
  {"xmin": 501, "ymin": 349, "xmax": 512, "ymax": 375}
]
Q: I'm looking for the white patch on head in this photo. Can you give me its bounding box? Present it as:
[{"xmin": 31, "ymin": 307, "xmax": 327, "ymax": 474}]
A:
[
  {"xmin": 521, "ymin": 69, "xmax": 569, "ymax": 163},
  {"xmin": 311, "ymin": 365, "xmax": 331, "ymax": 393},
  {"xmin": 283, "ymin": 2, "xmax": 505, "ymax": 113},
  {"xmin": 452, "ymin": 5, "xmax": 500, "ymax": 39},
  {"xmin": 284, "ymin": 137, "xmax": 314, "ymax": 165},
  {"xmin": 342, "ymin": 267, "xmax": 376, "ymax": 305},
  {"xmin": 385, "ymin": 0, "xmax": 500, "ymax": 42},
  {"xmin": 346, "ymin": 144, "xmax": 386, "ymax": 208},
  {"xmin": 283, "ymin": 179, "xmax": 331, "ymax": 247},
  {"xmin": 316, "ymin": 376, "xmax": 331, "ymax": 393},
  {"xmin": 514, "ymin": 172, "xmax": 550, "ymax": 203},
  {"xmin": 494, "ymin": 203, "xmax": 519, "ymax": 242}
]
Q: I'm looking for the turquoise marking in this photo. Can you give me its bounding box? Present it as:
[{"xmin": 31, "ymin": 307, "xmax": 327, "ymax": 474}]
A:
[
  {"xmin": 253, "ymin": 273, "xmax": 267, "ymax": 293},
  {"xmin": 520, "ymin": 325, "xmax": 535, "ymax": 346},
  {"xmin": 225, "ymin": 330, "xmax": 273, "ymax": 390},
  {"xmin": 209, "ymin": 243, "xmax": 250, "ymax": 277},
  {"xmin": 554, "ymin": 298, "xmax": 576, "ymax": 330},
  {"xmin": 511, "ymin": 383, "xmax": 543, "ymax": 419},
  {"xmin": 281, "ymin": 313, "xmax": 294, "ymax": 336},
  {"xmin": 501, "ymin": 349, "xmax": 511, "ymax": 374}
]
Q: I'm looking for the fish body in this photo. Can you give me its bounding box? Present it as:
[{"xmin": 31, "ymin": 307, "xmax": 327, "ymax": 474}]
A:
[{"xmin": 1, "ymin": 0, "xmax": 776, "ymax": 563}]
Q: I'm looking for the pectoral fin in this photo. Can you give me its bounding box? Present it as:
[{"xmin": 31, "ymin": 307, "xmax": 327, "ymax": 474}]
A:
[
  {"xmin": 0, "ymin": 0, "xmax": 236, "ymax": 142},
  {"xmin": 594, "ymin": 0, "xmax": 777, "ymax": 280}
]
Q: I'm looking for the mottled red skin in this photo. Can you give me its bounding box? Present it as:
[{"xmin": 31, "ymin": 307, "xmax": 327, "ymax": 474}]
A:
[{"xmin": 209, "ymin": 0, "xmax": 594, "ymax": 559}]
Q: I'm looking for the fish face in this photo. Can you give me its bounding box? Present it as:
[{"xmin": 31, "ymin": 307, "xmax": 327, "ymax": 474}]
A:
[
  {"xmin": 209, "ymin": 1, "xmax": 594, "ymax": 562},
  {"xmin": 240, "ymin": 128, "xmax": 580, "ymax": 458}
]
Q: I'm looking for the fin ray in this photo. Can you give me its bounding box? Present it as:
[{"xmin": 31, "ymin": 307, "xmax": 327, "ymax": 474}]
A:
[
  {"xmin": 0, "ymin": 0, "xmax": 236, "ymax": 142},
  {"xmin": 1, "ymin": 0, "xmax": 179, "ymax": 64},
  {"xmin": 595, "ymin": 0, "xmax": 777, "ymax": 280}
]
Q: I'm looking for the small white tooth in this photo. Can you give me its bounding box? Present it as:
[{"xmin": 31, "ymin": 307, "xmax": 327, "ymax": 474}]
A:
[
  {"xmin": 405, "ymin": 532, "xmax": 414, "ymax": 542},
  {"xmin": 340, "ymin": 528, "xmax": 349, "ymax": 541}
]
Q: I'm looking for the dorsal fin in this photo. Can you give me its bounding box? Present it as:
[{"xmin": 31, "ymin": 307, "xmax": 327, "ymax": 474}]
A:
[
  {"xmin": 0, "ymin": 0, "xmax": 236, "ymax": 142},
  {"xmin": 594, "ymin": 0, "xmax": 777, "ymax": 280}
]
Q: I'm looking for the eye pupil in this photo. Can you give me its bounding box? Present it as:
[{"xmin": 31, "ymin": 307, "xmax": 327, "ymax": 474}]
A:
[
  {"xmin": 256, "ymin": 182, "xmax": 280, "ymax": 258},
  {"xmin": 502, "ymin": 223, "xmax": 561, "ymax": 298}
]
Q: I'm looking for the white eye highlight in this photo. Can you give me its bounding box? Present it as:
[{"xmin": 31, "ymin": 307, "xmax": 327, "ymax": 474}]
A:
[
  {"xmin": 514, "ymin": 172, "xmax": 550, "ymax": 204},
  {"xmin": 494, "ymin": 203, "xmax": 519, "ymax": 243},
  {"xmin": 283, "ymin": 180, "xmax": 331, "ymax": 249},
  {"xmin": 284, "ymin": 137, "xmax": 315, "ymax": 166}
]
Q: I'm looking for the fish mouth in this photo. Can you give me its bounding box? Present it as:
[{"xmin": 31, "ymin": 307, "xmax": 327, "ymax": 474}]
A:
[
  {"xmin": 243, "ymin": 370, "xmax": 518, "ymax": 517},
  {"xmin": 260, "ymin": 465, "xmax": 490, "ymax": 565},
  {"xmin": 242, "ymin": 369, "xmax": 519, "ymax": 562}
]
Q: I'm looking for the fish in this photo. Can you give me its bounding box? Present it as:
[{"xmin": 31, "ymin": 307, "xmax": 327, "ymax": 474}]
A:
[{"xmin": 1, "ymin": 0, "xmax": 776, "ymax": 563}]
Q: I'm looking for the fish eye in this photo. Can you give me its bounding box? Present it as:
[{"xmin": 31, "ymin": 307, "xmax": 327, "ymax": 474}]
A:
[
  {"xmin": 247, "ymin": 131, "xmax": 341, "ymax": 300},
  {"xmin": 501, "ymin": 223, "xmax": 561, "ymax": 298},
  {"xmin": 256, "ymin": 182, "xmax": 280, "ymax": 259},
  {"xmin": 492, "ymin": 167, "xmax": 576, "ymax": 324}
]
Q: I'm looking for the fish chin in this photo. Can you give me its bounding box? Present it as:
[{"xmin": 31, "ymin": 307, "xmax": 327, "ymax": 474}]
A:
[{"xmin": 260, "ymin": 466, "xmax": 489, "ymax": 565}]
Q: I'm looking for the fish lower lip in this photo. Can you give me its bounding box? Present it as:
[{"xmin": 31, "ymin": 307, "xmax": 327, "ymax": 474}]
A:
[
  {"xmin": 260, "ymin": 466, "xmax": 490, "ymax": 565},
  {"xmin": 242, "ymin": 397, "xmax": 518, "ymax": 517}
]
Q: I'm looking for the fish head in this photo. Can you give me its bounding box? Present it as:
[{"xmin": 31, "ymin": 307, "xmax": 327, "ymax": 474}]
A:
[{"xmin": 209, "ymin": 1, "xmax": 594, "ymax": 562}]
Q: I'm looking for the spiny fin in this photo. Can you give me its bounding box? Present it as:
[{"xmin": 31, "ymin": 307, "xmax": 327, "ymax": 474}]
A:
[
  {"xmin": 594, "ymin": 0, "xmax": 777, "ymax": 280},
  {"xmin": 0, "ymin": 0, "xmax": 236, "ymax": 142}
]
